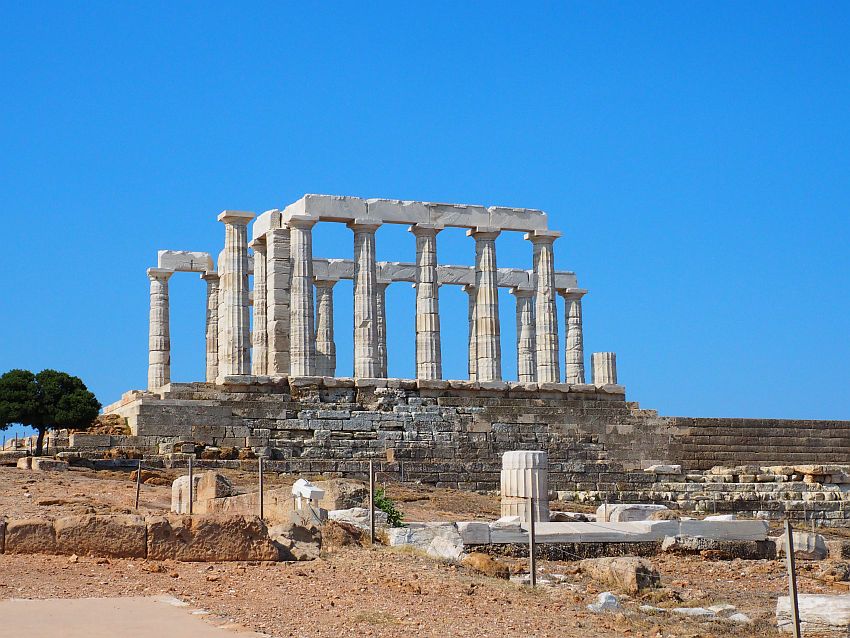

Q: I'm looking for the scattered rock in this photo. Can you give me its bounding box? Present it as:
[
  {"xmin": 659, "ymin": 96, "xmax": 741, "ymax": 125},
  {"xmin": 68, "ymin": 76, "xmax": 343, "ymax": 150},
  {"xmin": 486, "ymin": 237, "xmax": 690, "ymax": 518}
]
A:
[
  {"xmin": 587, "ymin": 592, "xmax": 621, "ymax": 612},
  {"xmin": 237, "ymin": 448, "xmax": 256, "ymax": 460},
  {"xmin": 728, "ymin": 612, "xmax": 751, "ymax": 623},
  {"xmin": 321, "ymin": 520, "xmax": 364, "ymax": 550},
  {"xmin": 817, "ymin": 561, "xmax": 850, "ymax": 582},
  {"xmin": 315, "ymin": 478, "xmax": 368, "ymax": 510},
  {"xmin": 461, "ymin": 552, "xmax": 510, "ymax": 579},
  {"xmin": 268, "ymin": 521, "xmax": 322, "ymax": 561},
  {"xmin": 580, "ymin": 557, "xmax": 660, "ymax": 594},
  {"xmin": 671, "ymin": 607, "xmax": 716, "ymax": 618},
  {"xmin": 550, "ymin": 511, "xmax": 590, "ymax": 522}
]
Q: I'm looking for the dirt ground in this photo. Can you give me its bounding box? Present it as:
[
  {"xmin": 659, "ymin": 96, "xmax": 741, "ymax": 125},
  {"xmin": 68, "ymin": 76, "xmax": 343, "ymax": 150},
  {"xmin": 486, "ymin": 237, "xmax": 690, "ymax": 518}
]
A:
[{"xmin": 1, "ymin": 465, "xmax": 848, "ymax": 637}]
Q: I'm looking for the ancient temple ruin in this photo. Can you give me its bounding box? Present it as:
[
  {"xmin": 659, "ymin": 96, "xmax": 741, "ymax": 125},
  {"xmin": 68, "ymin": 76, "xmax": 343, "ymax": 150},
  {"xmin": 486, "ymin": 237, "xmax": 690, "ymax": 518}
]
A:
[
  {"xmin": 99, "ymin": 194, "xmax": 850, "ymax": 525},
  {"xmin": 146, "ymin": 195, "xmax": 600, "ymax": 389}
]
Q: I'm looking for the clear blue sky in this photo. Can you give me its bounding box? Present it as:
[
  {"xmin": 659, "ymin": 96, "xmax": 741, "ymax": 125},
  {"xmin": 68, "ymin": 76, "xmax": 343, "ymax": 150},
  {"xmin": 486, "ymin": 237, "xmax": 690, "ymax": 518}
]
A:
[{"xmin": 1, "ymin": 2, "xmax": 848, "ymax": 442}]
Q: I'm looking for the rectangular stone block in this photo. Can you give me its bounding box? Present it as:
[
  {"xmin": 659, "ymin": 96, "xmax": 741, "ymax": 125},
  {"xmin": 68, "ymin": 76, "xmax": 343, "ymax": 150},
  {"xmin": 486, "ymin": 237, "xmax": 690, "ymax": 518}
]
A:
[
  {"xmin": 54, "ymin": 515, "xmax": 147, "ymax": 558},
  {"xmin": 69, "ymin": 434, "xmax": 112, "ymax": 448},
  {"xmin": 5, "ymin": 519, "xmax": 57, "ymax": 554}
]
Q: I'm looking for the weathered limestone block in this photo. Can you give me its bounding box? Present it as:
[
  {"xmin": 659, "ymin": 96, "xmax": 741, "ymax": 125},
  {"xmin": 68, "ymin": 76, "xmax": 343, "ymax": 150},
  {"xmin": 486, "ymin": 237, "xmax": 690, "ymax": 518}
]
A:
[
  {"xmin": 196, "ymin": 472, "xmax": 235, "ymax": 501},
  {"xmin": 31, "ymin": 458, "xmax": 69, "ymax": 472},
  {"xmin": 0, "ymin": 450, "xmax": 28, "ymax": 465},
  {"xmin": 661, "ymin": 535, "xmax": 776, "ymax": 560},
  {"xmin": 328, "ymin": 507, "xmax": 388, "ymax": 530},
  {"xmin": 501, "ymin": 450, "xmax": 549, "ymax": 522},
  {"xmin": 777, "ymin": 530, "xmax": 828, "ymax": 560},
  {"xmin": 315, "ymin": 478, "xmax": 368, "ymax": 510},
  {"xmin": 457, "ymin": 521, "xmax": 491, "ymax": 545},
  {"xmin": 596, "ymin": 503, "xmax": 668, "ymax": 523},
  {"xmin": 580, "ymin": 557, "xmax": 660, "ymax": 593},
  {"xmin": 146, "ymin": 515, "xmax": 279, "ymax": 561},
  {"xmin": 171, "ymin": 474, "xmax": 203, "ymax": 514},
  {"xmin": 16, "ymin": 457, "xmax": 32, "ymax": 470},
  {"xmin": 385, "ymin": 522, "xmax": 464, "ymax": 562},
  {"xmin": 776, "ymin": 594, "xmax": 850, "ymax": 634},
  {"xmin": 69, "ymin": 434, "xmax": 112, "ymax": 448},
  {"xmin": 4, "ymin": 519, "xmax": 57, "ymax": 554},
  {"xmin": 54, "ymin": 515, "xmax": 147, "ymax": 558}
]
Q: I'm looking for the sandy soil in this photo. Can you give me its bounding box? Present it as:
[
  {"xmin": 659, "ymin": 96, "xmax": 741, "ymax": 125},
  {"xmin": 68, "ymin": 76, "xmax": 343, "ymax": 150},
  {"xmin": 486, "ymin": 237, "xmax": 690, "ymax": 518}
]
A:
[{"xmin": 0, "ymin": 465, "xmax": 847, "ymax": 637}]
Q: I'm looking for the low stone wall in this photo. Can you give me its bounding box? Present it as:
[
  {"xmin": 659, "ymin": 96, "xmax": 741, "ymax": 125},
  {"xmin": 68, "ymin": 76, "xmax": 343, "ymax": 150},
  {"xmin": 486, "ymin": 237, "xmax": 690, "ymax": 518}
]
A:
[{"xmin": 0, "ymin": 514, "xmax": 281, "ymax": 561}]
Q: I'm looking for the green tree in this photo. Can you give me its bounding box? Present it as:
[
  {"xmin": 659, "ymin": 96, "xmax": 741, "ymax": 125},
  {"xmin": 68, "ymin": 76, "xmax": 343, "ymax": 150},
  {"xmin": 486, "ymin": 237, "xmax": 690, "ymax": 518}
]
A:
[{"xmin": 0, "ymin": 369, "xmax": 101, "ymax": 455}]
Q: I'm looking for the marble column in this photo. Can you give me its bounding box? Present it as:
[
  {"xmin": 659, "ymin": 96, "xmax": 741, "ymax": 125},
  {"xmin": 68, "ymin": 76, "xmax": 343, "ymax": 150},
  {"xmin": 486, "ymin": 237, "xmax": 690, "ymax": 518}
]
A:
[
  {"xmin": 561, "ymin": 290, "xmax": 586, "ymax": 384},
  {"xmin": 217, "ymin": 211, "xmax": 255, "ymax": 377},
  {"xmin": 410, "ymin": 224, "xmax": 442, "ymax": 380},
  {"xmin": 528, "ymin": 231, "xmax": 561, "ymax": 383},
  {"xmin": 591, "ymin": 352, "xmax": 618, "ymax": 385},
  {"xmin": 147, "ymin": 268, "xmax": 173, "ymax": 390},
  {"xmin": 376, "ymin": 282, "xmax": 389, "ymax": 378},
  {"xmin": 265, "ymin": 227, "xmax": 291, "ymax": 376},
  {"xmin": 511, "ymin": 288, "xmax": 536, "ymax": 383},
  {"xmin": 469, "ymin": 228, "xmax": 501, "ymax": 381},
  {"xmin": 464, "ymin": 284, "xmax": 477, "ymax": 381},
  {"xmin": 288, "ymin": 216, "xmax": 317, "ymax": 376},
  {"xmin": 250, "ymin": 238, "xmax": 268, "ymax": 376},
  {"xmin": 314, "ymin": 280, "xmax": 337, "ymax": 377},
  {"xmin": 349, "ymin": 221, "xmax": 381, "ymax": 378},
  {"xmin": 201, "ymin": 272, "xmax": 220, "ymax": 383}
]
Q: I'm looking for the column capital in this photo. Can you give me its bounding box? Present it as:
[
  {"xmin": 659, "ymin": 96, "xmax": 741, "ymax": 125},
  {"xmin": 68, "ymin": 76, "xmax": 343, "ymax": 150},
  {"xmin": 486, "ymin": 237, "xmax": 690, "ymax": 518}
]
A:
[
  {"xmin": 313, "ymin": 278, "xmax": 338, "ymax": 288},
  {"xmin": 347, "ymin": 218, "xmax": 382, "ymax": 232},
  {"xmin": 248, "ymin": 237, "xmax": 266, "ymax": 250},
  {"xmin": 509, "ymin": 287, "xmax": 535, "ymax": 298},
  {"xmin": 288, "ymin": 215, "xmax": 317, "ymax": 230},
  {"xmin": 147, "ymin": 267, "xmax": 173, "ymax": 281},
  {"xmin": 466, "ymin": 227, "xmax": 501, "ymax": 240},
  {"xmin": 217, "ymin": 210, "xmax": 256, "ymax": 225},
  {"xmin": 200, "ymin": 271, "xmax": 220, "ymax": 283},
  {"xmin": 557, "ymin": 287, "xmax": 588, "ymax": 300},
  {"xmin": 408, "ymin": 223, "xmax": 443, "ymax": 236},
  {"xmin": 524, "ymin": 229, "xmax": 562, "ymax": 244},
  {"xmin": 462, "ymin": 283, "xmax": 477, "ymax": 294}
]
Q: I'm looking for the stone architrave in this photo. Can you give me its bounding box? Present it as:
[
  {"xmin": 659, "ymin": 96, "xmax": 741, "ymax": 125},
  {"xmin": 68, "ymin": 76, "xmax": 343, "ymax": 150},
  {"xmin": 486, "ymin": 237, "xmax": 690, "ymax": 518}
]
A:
[
  {"xmin": 349, "ymin": 220, "xmax": 381, "ymax": 379},
  {"xmin": 288, "ymin": 216, "xmax": 317, "ymax": 376},
  {"xmin": 217, "ymin": 210, "xmax": 255, "ymax": 377},
  {"xmin": 463, "ymin": 284, "xmax": 477, "ymax": 381},
  {"xmin": 561, "ymin": 289, "xmax": 587, "ymax": 384},
  {"xmin": 528, "ymin": 231, "xmax": 561, "ymax": 383},
  {"xmin": 376, "ymin": 282, "xmax": 389, "ymax": 378},
  {"xmin": 314, "ymin": 280, "xmax": 337, "ymax": 377},
  {"xmin": 265, "ymin": 226, "xmax": 291, "ymax": 376},
  {"xmin": 591, "ymin": 352, "xmax": 617, "ymax": 385},
  {"xmin": 200, "ymin": 272, "xmax": 220, "ymax": 383},
  {"xmin": 250, "ymin": 238, "xmax": 268, "ymax": 376},
  {"xmin": 469, "ymin": 229, "xmax": 501, "ymax": 381},
  {"xmin": 147, "ymin": 268, "xmax": 173, "ymax": 390},
  {"xmin": 410, "ymin": 224, "xmax": 442, "ymax": 380},
  {"xmin": 511, "ymin": 288, "xmax": 536, "ymax": 383}
]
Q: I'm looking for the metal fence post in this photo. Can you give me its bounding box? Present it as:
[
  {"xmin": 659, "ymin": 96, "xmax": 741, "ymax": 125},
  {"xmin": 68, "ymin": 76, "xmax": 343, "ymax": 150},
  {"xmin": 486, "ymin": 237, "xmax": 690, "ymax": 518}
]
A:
[
  {"xmin": 528, "ymin": 496, "xmax": 537, "ymax": 587},
  {"xmin": 369, "ymin": 459, "xmax": 376, "ymax": 545},
  {"xmin": 784, "ymin": 520, "xmax": 802, "ymax": 638},
  {"xmin": 259, "ymin": 457, "xmax": 265, "ymax": 521},
  {"xmin": 134, "ymin": 459, "xmax": 142, "ymax": 510},
  {"xmin": 188, "ymin": 456, "xmax": 194, "ymax": 515}
]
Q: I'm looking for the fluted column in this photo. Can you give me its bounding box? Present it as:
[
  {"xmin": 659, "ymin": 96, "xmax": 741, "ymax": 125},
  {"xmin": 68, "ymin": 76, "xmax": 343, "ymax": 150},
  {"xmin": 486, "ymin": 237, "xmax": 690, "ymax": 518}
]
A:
[
  {"xmin": 469, "ymin": 229, "xmax": 501, "ymax": 381},
  {"xmin": 266, "ymin": 227, "xmax": 291, "ymax": 376},
  {"xmin": 463, "ymin": 284, "xmax": 478, "ymax": 381},
  {"xmin": 217, "ymin": 210, "xmax": 255, "ymax": 377},
  {"xmin": 561, "ymin": 290, "xmax": 586, "ymax": 384},
  {"xmin": 528, "ymin": 231, "xmax": 561, "ymax": 383},
  {"xmin": 314, "ymin": 280, "xmax": 337, "ymax": 377},
  {"xmin": 147, "ymin": 268, "xmax": 173, "ymax": 390},
  {"xmin": 410, "ymin": 224, "xmax": 442, "ymax": 380},
  {"xmin": 201, "ymin": 272, "xmax": 220, "ymax": 383},
  {"xmin": 288, "ymin": 216, "xmax": 316, "ymax": 376},
  {"xmin": 511, "ymin": 288, "xmax": 536, "ymax": 383},
  {"xmin": 250, "ymin": 238, "xmax": 268, "ymax": 376},
  {"xmin": 349, "ymin": 221, "xmax": 381, "ymax": 378},
  {"xmin": 376, "ymin": 282, "xmax": 389, "ymax": 378},
  {"xmin": 592, "ymin": 352, "xmax": 618, "ymax": 385}
]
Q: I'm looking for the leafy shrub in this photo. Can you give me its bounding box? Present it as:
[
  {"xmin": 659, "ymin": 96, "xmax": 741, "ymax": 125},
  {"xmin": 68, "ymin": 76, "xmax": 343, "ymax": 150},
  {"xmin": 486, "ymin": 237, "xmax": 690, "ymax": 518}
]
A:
[{"xmin": 374, "ymin": 487, "xmax": 404, "ymax": 527}]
